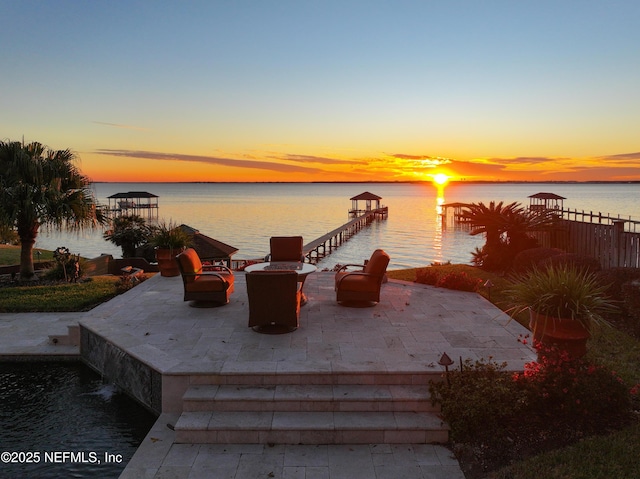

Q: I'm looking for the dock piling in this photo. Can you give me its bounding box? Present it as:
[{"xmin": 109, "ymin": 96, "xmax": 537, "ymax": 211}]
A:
[{"xmin": 302, "ymin": 207, "xmax": 388, "ymax": 264}]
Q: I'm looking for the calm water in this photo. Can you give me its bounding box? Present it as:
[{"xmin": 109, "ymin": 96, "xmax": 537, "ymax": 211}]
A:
[
  {"xmin": 0, "ymin": 362, "xmax": 156, "ymax": 479},
  {"xmin": 35, "ymin": 182, "xmax": 639, "ymax": 269}
]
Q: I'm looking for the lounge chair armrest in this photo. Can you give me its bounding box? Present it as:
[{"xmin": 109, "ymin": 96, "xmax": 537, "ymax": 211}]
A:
[
  {"xmin": 200, "ymin": 271, "xmax": 230, "ymax": 279},
  {"xmin": 335, "ymin": 263, "xmax": 365, "ymax": 273},
  {"xmin": 181, "ymin": 271, "xmax": 230, "ymax": 280},
  {"xmin": 202, "ymin": 265, "xmax": 233, "ymax": 274},
  {"xmin": 335, "ymin": 271, "xmax": 378, "ymax": 288}
]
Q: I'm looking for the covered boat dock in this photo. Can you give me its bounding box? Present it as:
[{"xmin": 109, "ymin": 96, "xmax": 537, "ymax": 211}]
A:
[{"xmin": 107, "ymin": 191, "xmax": 159, "ymax": 220}]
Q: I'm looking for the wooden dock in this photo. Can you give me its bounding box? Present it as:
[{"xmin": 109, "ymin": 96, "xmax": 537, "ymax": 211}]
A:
[
  {"xmin": 106, "ymin": 191, "xmax": 159, "ymax": 220},
  {"xmin": 302, "ymin": 208, "xmax": 388, "ymax": 264}
]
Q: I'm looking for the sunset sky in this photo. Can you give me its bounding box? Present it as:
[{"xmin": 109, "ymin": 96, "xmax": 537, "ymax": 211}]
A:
[{"xmin": 2, "ymin": 1, "xmax": 639, "ymax": 183}]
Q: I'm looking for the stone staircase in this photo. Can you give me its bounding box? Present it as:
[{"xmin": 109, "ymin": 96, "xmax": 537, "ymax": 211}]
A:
[{"xmin": 174, "ymin": 373, "xmax": 448, "ymax": 445}]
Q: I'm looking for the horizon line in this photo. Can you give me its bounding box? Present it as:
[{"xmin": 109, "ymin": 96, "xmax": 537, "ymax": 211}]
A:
[{"xmin": 89, "ymin": 180, "xmax": 640, "ymax": 185}]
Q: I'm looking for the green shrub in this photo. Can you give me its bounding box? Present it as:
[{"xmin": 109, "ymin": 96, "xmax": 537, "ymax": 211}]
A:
[
  {"xmin": 540, "ymin": 253, "xmax": 602, "ymax": 274},
  {"xmin": 511, "ymin": 247, "xmax": 564, "ymax": 274},
  {"xmin": 471, "ymin": 244, "xmax": 513, "ymax": 271},
  {"xmin": 114, "ymin": 271, "xmax": 148, "ymax": 294},
  {"xmin": 621, "ymin": 281, "xmax": 640, "ymax": 338},
  {"xmin": 598, "ymin": 267, "xmax": 640, "ymax": 301},
  {"xmin": 622, "ymin": 281, "xmax": 640, "ymax": 318},
  {"xmin": 103, "ymin": 215, "xmax": 154, "ymax": 258},
  {"xmin": 43, "ymin": 247, "xmax": 85, "ymax": 281},
  {"xmin": 429, "ymin": 358, "xmax": 525, "ymax": 443},
  {"xmin": 436, "ymin": 271, "xmax": 482, "ymax": 291}
]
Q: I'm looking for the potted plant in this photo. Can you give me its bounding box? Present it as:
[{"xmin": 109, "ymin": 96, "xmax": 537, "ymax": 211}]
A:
[
  {"xmin": 150, "ymin": 221, "xmax": 191, "ymax": 277},
  {"xmin": 506, "ymin": 264, "xmax": 616, "ymax": 359}
]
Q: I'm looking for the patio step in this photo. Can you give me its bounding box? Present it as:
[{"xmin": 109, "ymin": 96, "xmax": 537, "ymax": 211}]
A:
[
  {"xmin": 182, "ymin": 384, "xmax": 439, "ymax": 412},
  {"xmin": 174, "ymin": 383, "xmax": 448, "ymax": 444},
  {"xmin": 180, "ymin": 371, "xmax": 442, "ymax": 386},
  {"xmin": 174, "ymin": 410, "xmax": 448, "ymax": 444}
]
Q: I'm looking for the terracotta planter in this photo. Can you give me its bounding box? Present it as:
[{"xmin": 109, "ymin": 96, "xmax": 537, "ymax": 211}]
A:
[
  {"xmin": 529, "ymin": 310, "xmax": 590, "ymax": 359},
  {"xmin": 155, "ymin": 247, "xmax": 184, "ymax": 277}
]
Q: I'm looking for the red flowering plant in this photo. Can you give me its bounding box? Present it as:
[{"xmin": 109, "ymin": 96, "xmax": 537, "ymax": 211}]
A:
[
  {"xmin": 429, "ymin": 340, "xmax": 638, "ymax": 471},
  {"xmin": 513, "ymin": 341, "xmax": 633, "ymax": 433},
  {"xmin": 415, "ymin": 267, "xmax": 439, "ymax": 286},
  {"xmin": 436, "ymin": 271, "xmax": 483, "ymax": 292},
  {"xmin": 416, "ymin": 268, "xmax": 482, "ymax": 292}
]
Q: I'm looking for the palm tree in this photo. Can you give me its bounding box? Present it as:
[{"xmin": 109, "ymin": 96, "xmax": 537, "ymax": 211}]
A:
[
  {"xmin": 461, "ymin": 201, "xmax": 549, "ymax": 271},
  {"xmin": 0, "ymin": 140, "xmax": 105, "ymax": 279},
  {"xmin": 103, "ymin": 215, "xmax": 153, "ymax": 258},
  {"xmin": 461, "ymin": 201, "xmax": 524, "ymax": 248},
  {"xmin": 503, "ymin": 206, "xmax": 554, "ymax": 252}
]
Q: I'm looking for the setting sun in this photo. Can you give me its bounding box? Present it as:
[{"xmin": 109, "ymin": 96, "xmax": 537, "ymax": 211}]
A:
[{"xmin": 432, "ymin": 173, "xmax": 449, "ymax": 186}]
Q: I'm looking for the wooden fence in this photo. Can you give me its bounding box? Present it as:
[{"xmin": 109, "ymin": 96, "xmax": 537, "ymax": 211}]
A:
[
  {"xmin": 558, "ymin": 208, "xmax": 640, "ymax": 233},
  {"xmin": 534, "ymin": 209, "xmax": 640, "ymax": 269}
]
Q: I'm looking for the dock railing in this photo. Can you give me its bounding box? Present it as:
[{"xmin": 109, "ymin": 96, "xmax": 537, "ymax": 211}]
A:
[
  {"xmin": 303, "ymin": 209, "xmax": 386, "ymax": 264},
  {"xmin": 556, "ymin": 208, "xmax": 640, "ymax": 233},
  {"xmin": 229, "ymin": 208, "xmax": 388, "ymax": 269}
]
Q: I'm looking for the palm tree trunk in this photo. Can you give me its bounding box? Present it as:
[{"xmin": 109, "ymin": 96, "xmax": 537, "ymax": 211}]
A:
[
  {"xmin": 17, "ymin": 221, "xmax": 39, "ymax": 280},
  {"xmin": 19, "ymin": 238, "xmax": 36, "ymax": 279}
]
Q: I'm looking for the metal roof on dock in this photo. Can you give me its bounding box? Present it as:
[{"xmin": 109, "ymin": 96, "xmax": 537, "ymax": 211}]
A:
[
  {"xmin": 107, "ymin": 191, "xmax": 159, "ymax": 199},
  {"xmin": 349, "ymin": 191, "xmax": 382, "ymax": 201},
  {"xmin": 528, "ymin": 192, "xmax": 566, "ymax": 200}
]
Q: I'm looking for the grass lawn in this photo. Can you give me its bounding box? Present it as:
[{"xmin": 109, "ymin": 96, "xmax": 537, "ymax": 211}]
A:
[
  {"xmin": 0, "ymin": 244, "xmax": 54, "ymax": 265},
  {"xmin": 0, "ymin": 245, "xmax": 149, "ymax": 312},
  {"xmin": 0, "ymin": 276, "xmax": 122, "ymax": 312}
]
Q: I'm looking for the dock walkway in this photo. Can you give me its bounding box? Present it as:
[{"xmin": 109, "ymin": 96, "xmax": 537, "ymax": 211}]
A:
[{"xmin": 303, "ymin": 208, "xmax": 388, "ymax": 264}]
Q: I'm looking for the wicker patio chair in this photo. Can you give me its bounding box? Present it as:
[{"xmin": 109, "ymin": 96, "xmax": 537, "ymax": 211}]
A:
[{"xmin": 246, "ymin": 270, "xmax": 301, "ymax": 333}]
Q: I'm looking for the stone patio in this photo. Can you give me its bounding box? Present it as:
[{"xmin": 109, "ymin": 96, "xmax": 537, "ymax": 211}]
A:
[{"xmin": 1, "ymin": 271, "xmax": 535, "ymax": 478}]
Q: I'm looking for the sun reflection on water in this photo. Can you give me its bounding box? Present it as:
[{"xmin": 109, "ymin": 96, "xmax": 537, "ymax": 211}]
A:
[{"xmin": 432, "ymin": 183, "xmax": 446, "ymax": 264}]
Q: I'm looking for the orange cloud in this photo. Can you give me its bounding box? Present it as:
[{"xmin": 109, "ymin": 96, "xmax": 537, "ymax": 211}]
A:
[
  {"xmin": 84, "ymin": 147, "xmax": 640, "ymax": 183},
  {"xmin": 94, "ymin": 149, "xmax": 324, "ymax": 174}
]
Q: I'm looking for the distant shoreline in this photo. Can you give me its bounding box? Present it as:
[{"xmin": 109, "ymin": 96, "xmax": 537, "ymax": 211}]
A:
[{"xmin": 90, "ymin": 180, "xmax": 640, "ymax": 185}]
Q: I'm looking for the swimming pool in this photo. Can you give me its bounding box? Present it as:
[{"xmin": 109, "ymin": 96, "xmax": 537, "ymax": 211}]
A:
[{"xmin": 0, "ymin": 362, "xmax": 157, "ymax": 478}]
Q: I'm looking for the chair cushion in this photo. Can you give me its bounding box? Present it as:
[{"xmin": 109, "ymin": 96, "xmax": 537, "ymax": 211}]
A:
[
  {"xmin": 185, "ymin": 274, "xmax": 229, "ymax": 292},
  {"xmin": 269, "ymin": 236, "xmax": 304, "ymax": 262},
  {"xmin": 363, "ymin": 249, "xmax": 390, "ymax": 275},
  {"xmin": 335, "ymin": 272, "xmax": 378, "ymax": 292},
  {"xmin": 177, "ymin": 248, "xmax": 203, "ymax": 281}
]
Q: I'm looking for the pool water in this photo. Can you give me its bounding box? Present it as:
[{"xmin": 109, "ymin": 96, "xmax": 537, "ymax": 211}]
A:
[{"xmin": 0, "ymin": 362, "xmax": 157, "ymax": 479}]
